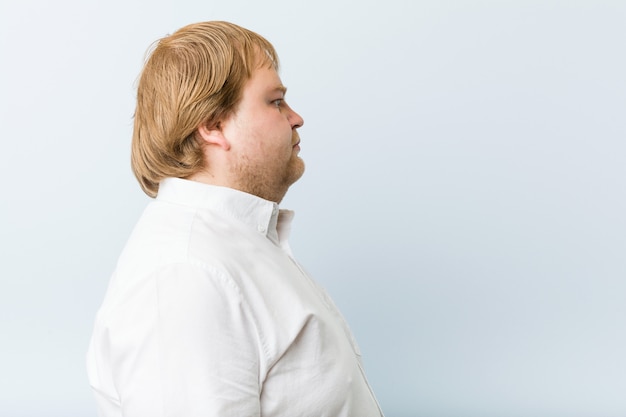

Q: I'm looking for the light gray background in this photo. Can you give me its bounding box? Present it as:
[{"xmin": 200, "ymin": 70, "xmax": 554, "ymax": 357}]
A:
[{"xmin": 1, "ymin": 0, "xmax": 625, "ymax": 416}]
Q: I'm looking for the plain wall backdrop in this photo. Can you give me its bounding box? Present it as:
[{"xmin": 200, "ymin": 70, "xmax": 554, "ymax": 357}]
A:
[{"xmin": 1, "ymin": 0, "xmax": 625, "ymax": 416}]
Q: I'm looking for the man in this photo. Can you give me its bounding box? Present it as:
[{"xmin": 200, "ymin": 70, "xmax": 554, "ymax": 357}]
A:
[{"xmin": 87, "ymin": 21, "xmax": 384, "ymax": 417}]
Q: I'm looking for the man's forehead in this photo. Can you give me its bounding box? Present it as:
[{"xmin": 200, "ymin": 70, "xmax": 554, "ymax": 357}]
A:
[{"xmin": 249, "ymin": 66, "xmax": 287, "ymax": 94}]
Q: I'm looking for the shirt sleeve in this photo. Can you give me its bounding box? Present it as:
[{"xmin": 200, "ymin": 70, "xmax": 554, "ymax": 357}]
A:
[{"xmin": 108, "ymin": 262, "xmax": 263, "ymax": 417}]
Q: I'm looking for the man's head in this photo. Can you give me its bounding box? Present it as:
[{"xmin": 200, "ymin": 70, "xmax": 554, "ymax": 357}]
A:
[{"xmin": 132, "ymin": 21, "xmax": 303, "ymax": 200}]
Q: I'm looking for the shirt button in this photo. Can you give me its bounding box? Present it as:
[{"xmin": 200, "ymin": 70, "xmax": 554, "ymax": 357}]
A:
[{"xmin": 257, "ymin": 224, "xmax": 266, "ymax": 233}]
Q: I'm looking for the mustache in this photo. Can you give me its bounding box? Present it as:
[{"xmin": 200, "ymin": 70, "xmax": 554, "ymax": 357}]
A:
[{"xmin": 292, "ymin": 131, "xmax": 300, "ymax": 145}]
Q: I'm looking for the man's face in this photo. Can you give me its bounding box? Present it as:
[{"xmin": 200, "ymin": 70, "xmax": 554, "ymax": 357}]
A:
[{"xmin": 220, "ymin": 65, "xmax": 305, "ymax": 203}]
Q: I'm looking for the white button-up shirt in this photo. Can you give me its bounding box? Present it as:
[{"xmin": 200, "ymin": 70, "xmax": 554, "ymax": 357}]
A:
[{"xmin": 87, "ymin": 178, "xmax": 383, "ymax": 417}]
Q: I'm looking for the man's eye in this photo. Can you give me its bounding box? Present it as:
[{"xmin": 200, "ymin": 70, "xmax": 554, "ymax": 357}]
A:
[{"xmin": 273, "ymin": 99, "xmax": 283, "ymax": 107}]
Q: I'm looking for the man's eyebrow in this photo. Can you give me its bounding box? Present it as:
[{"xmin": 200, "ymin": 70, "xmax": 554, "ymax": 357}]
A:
[{"xmin": 273, "ymin": 85, "xmax": 288, "ymax": 95}]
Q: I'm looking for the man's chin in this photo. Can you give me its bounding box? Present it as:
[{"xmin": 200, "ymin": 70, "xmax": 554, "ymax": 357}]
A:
[{"xmin": 289, "ymin": 159, "xmax": 305, "ymax": 184}]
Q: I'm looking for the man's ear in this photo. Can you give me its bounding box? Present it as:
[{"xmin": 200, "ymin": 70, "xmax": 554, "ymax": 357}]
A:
[{"xmin": 196, "ymin": 122, "xmax": 231, "ymax": 151}]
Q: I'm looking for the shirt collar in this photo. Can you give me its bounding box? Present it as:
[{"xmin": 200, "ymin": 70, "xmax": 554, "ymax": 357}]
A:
[{"xmin": 156, "ymin": 177, "xmax": 294, "ymax": 247}]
